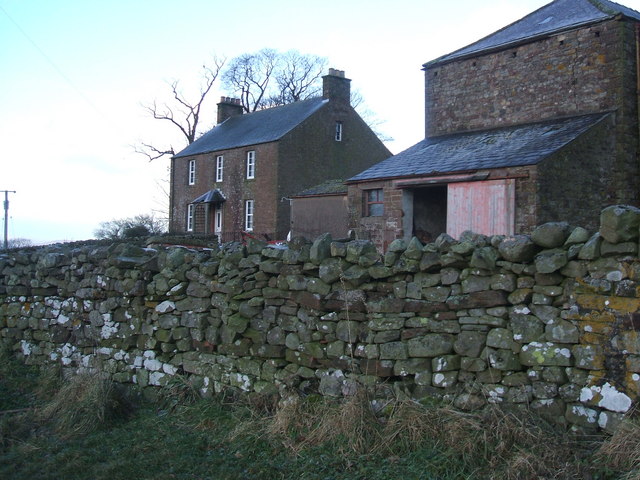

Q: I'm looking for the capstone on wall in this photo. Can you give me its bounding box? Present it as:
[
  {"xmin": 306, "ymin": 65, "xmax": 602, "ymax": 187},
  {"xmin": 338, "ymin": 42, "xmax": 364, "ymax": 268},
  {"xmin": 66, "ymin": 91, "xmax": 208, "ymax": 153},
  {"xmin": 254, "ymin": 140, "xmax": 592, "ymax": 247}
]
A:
[{"xmin": 4, "ymin": 206, "xmax": 640, "ymax": 432}]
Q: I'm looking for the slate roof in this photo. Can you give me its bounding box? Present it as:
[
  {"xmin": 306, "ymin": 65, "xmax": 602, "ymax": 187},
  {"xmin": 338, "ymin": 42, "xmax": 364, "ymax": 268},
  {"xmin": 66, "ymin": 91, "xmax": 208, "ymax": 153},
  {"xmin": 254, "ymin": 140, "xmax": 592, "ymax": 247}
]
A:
[
  {"xmin": 347, "ymin": 112, "xmax": 610, "ymax": 183},
  {"xmin": 174, "ymin": 97, "xmax": 328, "ymax": 158},
  {"xmin": 426, "ymin": 0, "xmax": 640, "ymax": 66},
  {"xmin": 292, "ymin": 179, "xmax": 347, "ymax": 197},
  {"xmin": 191, "ymin": 189, "xmax": 226, "ymax": 204}
]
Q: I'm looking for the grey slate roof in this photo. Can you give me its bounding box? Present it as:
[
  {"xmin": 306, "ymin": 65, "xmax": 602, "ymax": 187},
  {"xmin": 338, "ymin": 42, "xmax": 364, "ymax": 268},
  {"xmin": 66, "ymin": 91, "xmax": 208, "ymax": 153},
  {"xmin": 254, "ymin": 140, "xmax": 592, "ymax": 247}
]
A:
[
  {"xmin": 347, "ymin": 112, "xmax": 610, "ymax": 183},
  {"xmin": 426, "ymin": 0, "xmax": 640, "ymax": 66},
  {"xmin": 174, "ymin": 97, "xmax": 328, "ymax": 158},
  {"xmin": 292, "ymin": 179, "xmax": 347, "ymax": 197},
  {"xmin": 191, "ymin": 189, "xmax": 226, "ymax": 204}
]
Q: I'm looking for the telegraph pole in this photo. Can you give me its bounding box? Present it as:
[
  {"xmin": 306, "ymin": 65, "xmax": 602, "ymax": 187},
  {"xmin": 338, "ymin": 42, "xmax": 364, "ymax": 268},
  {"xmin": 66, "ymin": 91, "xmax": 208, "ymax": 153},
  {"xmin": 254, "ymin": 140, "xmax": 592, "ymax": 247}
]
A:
[{"xmin": 2, "ymin": 190, "xmax": 16, "ymax": 251}]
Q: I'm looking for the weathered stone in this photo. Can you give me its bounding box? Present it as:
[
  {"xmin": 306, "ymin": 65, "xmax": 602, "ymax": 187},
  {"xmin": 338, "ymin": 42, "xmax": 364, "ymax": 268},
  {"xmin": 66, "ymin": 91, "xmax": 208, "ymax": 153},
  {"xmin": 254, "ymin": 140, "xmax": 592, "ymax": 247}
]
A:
[
  {"xmin": 470, "ymin": 247, "xmax": 499, "ymax": 270},
  {"xmin": 380, "ymin": 342, "xmax": 408, "ymax": 360},
  {"xmin": 432, "ymin": 371, "xmax": 457, "ymax": 388},
  {"xmin": 394, "ymin": 358, "xmax": 431, "ymax": 376},
  {"xmin": 490, "ymin": 273, "xmax": 517, "ymax": 292},
  {"xmin": 510, "ymin": 314, "xmax": 544, "ymax": 343},
  {"xmin": 461, "ymin": 275, "xmax": 492, "ymax": 294},
  {"xmin": 520, "ymin": 342, "xmax": 572, "ymax": 366},
  {"xmin": 407, "ymin": 334, "xmax": 455, "ymax": 357},
  {"xmin": 545, "ymin": 319, "xmax": 579, "ymax": 343},
  {"xmin": 423, "ymin": 286, "xmax": 451, "ymax": 302},
  {"xmin": 535, "ymin": 249, "xmax": 568, "ymax": 274},
  {"xmin": 484, "ymin": 347, "xmax": 521, "ymax": 370},
  {"xmin": 600, "ymin": 241, "xmax": 638, "ymax": 257},
  {"xmin": 346, "ymin": 240, "xmax": 379, "ymax": 267},
  {"xmin": 432, "ymin": 354, "xmax": 460, "ymax": 372},
  {"xmin": 402, "ymin": 237, "xmax": 424, "ymax": 260},
  {"xmin": 310, "ymin": 233, "xmax": 332, "ymax": 264},
  {"xmin": 498, "ymin": 236, "xmax": 538, "ymax": 263},
  {"xmin": 486, "ymin": 328, "xmax": 518, "ymax": 350},
  {"xmin": 419, "ymin": 251, "xmax": 442, "ymax": 271},
  {"xmin": 453, "ymin": 331, "xmax": 486, "ymax": 357},
  {"xmin": 318, "ymin": 258, "xmax": 348, "ymax": 284},
  {"xmin": 387, "ymin": 238, "xmax": 407, "ymax": 252},
  {"xmin": 600, "ymin": 205, "xmax": 640, "ymax": 243},
  {"xmin": 531, "ymin": 222, "xmax": 571, "ymax": 248},
  {"xmin": 446, "ymin": 290, "xmax": 507, "ymax": 309}
]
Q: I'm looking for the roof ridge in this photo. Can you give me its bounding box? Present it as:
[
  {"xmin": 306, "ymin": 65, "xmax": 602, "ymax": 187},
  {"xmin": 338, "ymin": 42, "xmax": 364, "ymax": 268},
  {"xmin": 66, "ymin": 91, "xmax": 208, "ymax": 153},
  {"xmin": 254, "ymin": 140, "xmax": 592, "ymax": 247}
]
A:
[{"xmin": 424, "ymin": 0, "xmax": 640, "ymax": 68}]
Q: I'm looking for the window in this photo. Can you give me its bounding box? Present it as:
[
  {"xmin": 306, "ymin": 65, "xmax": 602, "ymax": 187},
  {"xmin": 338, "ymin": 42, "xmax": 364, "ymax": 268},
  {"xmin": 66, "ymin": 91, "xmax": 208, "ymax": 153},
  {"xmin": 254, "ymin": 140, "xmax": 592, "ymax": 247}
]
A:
[
  {"xmin": 216, "ymin": 155, "xmax": 224, "ymax": 182},
  {"xmin": 214, "ymin": 207, "xmax": 222, "ymax": 234},
  {"xmin": 186, "ymin": 204, "xmax": 194, "ymax": 231},
  {"xmin": 188, "ymin": 160, "xmax": 196, "ymax": 185},
  {"xmin": 245, "ymin": 200, "xmax": 254, "ymax": 231},
  {"xmin": 335, "ymin": 121, "xmax": 343, "ymax": 142},
  {"xmin": 246, "ymin": 151, "xmax": 255, "ymax": 179},
  {"xmin": 364, "ymin": 189, "xmax": 384, "ymax": 216}
]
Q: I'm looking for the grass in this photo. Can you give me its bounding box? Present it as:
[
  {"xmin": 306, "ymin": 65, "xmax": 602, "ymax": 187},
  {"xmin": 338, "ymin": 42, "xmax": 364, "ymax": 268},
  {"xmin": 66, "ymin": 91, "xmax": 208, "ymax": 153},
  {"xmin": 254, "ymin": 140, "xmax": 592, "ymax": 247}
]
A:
[{"xmin": 0, "ymin": 347, "xmax": 638, "ymax": 479}]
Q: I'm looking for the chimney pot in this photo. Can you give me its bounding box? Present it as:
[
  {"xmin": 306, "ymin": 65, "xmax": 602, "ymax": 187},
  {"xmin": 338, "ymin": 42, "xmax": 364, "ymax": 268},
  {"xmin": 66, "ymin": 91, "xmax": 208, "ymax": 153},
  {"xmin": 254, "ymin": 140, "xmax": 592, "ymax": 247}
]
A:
[{"xmin": 322, "ymin": 68, "xmax": 351, "ymax": 104}]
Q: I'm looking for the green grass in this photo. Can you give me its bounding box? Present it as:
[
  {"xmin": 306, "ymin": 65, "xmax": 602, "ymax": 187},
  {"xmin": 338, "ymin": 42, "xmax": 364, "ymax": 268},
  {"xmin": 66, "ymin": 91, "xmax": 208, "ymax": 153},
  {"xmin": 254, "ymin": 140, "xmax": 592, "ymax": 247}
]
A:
[{"xmin": 0, "ymin": 348, "xmax": 637, "ymax": 480}]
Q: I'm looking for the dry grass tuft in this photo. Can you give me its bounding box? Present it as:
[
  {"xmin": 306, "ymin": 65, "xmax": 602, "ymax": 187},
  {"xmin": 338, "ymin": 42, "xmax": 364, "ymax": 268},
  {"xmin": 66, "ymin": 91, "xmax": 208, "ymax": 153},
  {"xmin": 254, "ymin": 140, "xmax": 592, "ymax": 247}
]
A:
[
  {"xmin": 37, "ymin": 372, "xmax": 125, "ymax": 438},
  {"xmin": 596, "ymin": 411, "xmax": 640, "ymax": 479},
  {"xmin": 231, "ymin": 389, "xmax": 599, "ymax": 479}
]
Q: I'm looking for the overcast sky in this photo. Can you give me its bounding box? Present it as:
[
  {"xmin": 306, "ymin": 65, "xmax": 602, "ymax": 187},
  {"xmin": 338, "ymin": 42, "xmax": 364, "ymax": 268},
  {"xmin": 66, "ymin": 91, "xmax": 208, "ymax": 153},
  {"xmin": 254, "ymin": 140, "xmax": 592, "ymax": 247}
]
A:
[{"xmin": 2, "ymin": 0, "xmax": 638, "ymax": 244}]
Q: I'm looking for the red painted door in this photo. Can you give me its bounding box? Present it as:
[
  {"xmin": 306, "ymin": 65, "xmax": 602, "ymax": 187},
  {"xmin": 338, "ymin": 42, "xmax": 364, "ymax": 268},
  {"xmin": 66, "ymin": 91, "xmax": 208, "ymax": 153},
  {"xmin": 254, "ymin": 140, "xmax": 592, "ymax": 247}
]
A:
[{"xmin": 447, "ymin": 179, "xmax": 515, "ymax": 239}]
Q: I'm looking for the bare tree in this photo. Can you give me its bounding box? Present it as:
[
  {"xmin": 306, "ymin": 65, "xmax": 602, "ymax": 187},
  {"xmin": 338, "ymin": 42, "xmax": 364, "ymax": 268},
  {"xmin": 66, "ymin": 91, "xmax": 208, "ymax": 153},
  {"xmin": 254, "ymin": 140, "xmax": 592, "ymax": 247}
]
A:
[
  {"xmin": 136, "ymin": 57, "xmax": 226, "ymax": 161},
  {"xmin": 270, "ymin": 50, "xmax": 328, "ymax": 106},
  {"xmin": 222, "ymin": 49, "xmax": 327, "ymax": 112},
  {"xmin": 222, "ymin": 49, "xmax": 279, "ymax": 113}
]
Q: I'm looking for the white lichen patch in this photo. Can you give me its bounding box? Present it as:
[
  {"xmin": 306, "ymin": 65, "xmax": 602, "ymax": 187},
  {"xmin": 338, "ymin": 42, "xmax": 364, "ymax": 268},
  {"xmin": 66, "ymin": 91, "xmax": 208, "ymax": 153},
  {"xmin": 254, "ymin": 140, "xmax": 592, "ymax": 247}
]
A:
[
  {"xmin": 143, "ymin": 358, "xmax": 162, "ymax": 371},
  {"xmin": 113, "ymin": 350, "xmax": 127, "ymax": 361},
  {"xmin": 149, "ymin": 371, "xmax": 166, "ymax": 386},
  {"xmin": 571, "ymin": 405, "xmax": 598, "ymax": 424},
  {"xmin": 599, "ymin": 412, "xmax": 610, "ymax": 430},
  {"xmin": 513, "ymin": 306, "xmax": 531, "ymax": 315},
  {"xmin": 155, "ymin": 300, "xmax": 176, "ymax": 313},
  {"xmin": 232, "ymin": 373, "xmax": 252, "ymax": 392},
  {"xmin": 581, "ymin": 383, "xmax": 632, "ymax": 413},
  {"xmin": 162, "ymin": 363, "xmax": 178, "ymax": 375},
  {"xmin": 100, "ymin": 320, "xmax": 118, "ymax": 339},
  {"xmin": 57, "ymin": 314, "xmax": 70, "ymax": 325},
  {"xmin": 555, "ymin": 348, "xmax": 571, "ymax": 358},
  {"xmin": 20, "ymin": 340, "xmax": 32, "ymax": 356},
  {"xmin": 513, "ymin": 334, "xmax": 523, "ymax": 341}
]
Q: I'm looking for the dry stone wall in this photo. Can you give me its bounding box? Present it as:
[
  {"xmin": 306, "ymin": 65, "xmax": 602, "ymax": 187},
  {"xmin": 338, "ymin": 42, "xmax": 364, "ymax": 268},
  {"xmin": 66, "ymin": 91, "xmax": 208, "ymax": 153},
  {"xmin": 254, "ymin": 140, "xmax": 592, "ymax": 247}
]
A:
[{"xmin": 3, "ymin": 206, "xmax": 640, "ymax": 432}]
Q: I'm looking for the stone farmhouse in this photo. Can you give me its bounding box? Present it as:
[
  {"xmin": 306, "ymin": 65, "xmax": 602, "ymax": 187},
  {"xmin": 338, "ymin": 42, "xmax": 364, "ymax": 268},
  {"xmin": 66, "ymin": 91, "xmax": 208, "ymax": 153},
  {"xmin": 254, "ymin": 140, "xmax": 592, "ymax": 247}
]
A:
[
  {"xmin": 347, "ymin": 0, "xmax": 640, "ymax": 252},
  {"xmin": 169, "ymin": 69, "xmax": 391, "ymax": 242}
]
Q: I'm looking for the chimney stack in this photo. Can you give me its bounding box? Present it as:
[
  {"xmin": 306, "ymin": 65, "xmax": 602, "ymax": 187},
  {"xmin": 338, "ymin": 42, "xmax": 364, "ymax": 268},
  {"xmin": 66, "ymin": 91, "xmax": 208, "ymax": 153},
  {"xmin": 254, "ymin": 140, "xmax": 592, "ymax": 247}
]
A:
[
  {"xmin": 322, "ymin": 68, "xmax": 351, "ymax": 105},
  {"xmin": 217, "ymin": 97, "xmax": 243, "ymax": 124}
]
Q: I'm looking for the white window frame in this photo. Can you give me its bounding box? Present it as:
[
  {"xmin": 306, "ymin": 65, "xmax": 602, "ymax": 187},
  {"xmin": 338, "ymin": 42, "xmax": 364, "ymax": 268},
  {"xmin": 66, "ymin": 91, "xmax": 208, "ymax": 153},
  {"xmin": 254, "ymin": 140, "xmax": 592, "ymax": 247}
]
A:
[
  {"xmin": 186, "ymin": 204, "xmax": 194, "ymax": 232},
  {"xmin": 188, "ymin": 159, "xmax": 196, "ymax": 185},
  {"xmin": 216, "ymin": 155, "xmax": 224, "ymax": 182},
  {"xmin": 245, "ymin": 200, "xmax": 254, "ymax": 231},
  {"xmin": 246, "ymin": 151, "xmax": 255, "ymax": 179},
  {"xmin": 335, "ymin": 121, "xmax": 343, "ymax": 142},
  {"xmin": 214, "ymin": 207, "xmax": 223, "ymax": 234}
]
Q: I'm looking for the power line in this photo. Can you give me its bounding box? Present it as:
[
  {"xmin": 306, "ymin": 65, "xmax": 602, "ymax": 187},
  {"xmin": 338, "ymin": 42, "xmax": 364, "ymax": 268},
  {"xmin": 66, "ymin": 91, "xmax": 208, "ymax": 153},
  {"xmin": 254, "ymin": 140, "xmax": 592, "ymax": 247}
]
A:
[{"xmin": 0, "ymin": 4, "xmax": 107, "ymax": 118}]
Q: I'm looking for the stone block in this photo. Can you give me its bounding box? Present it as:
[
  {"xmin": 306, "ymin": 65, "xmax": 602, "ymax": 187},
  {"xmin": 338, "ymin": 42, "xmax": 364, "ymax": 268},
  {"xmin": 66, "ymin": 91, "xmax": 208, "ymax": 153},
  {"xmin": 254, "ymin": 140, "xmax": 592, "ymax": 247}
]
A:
[{"xmin": 407, "ymin": 333, "xmax": 455, "ymax": 357}]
